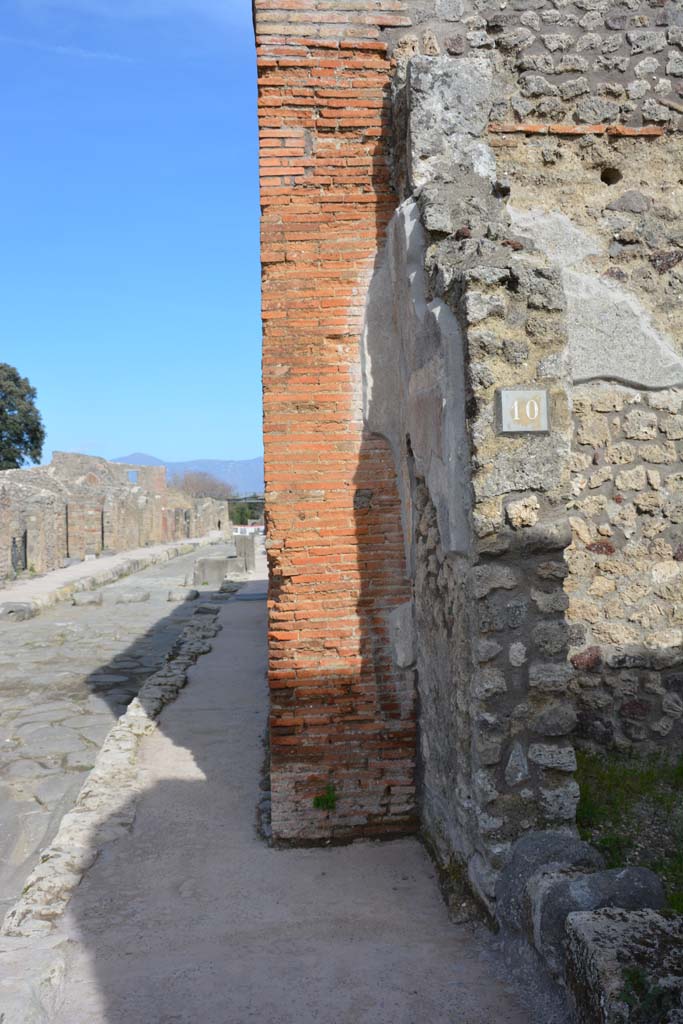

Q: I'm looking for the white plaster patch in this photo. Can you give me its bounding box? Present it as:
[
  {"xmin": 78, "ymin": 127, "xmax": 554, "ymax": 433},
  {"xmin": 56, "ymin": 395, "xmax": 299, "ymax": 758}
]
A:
[
  {"xmin": 508, "ymin": 207, "xmax": 602, "ymax": 267},
  {"xmin": 508, "ymin": 205, "xmax": 683, "ymax": 389}
]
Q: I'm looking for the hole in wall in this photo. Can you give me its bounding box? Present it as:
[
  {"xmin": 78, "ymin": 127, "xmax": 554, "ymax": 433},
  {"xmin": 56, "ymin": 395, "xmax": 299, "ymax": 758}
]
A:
[
  {"xmin": 601, "ymin": 167, "xmax": 622, "ymax": 186},
  {"xmin": 506, "ymin": 271, "xmax": 520, "ymax": 294}
]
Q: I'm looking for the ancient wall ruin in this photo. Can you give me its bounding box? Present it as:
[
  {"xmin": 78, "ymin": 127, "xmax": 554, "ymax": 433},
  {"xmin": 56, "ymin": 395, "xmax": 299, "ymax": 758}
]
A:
[
  {"xmin": 0, "ymin": 453, "xmax": 229, "ymax": 581},
  {"xmin": 256, "ymin": 0, "xmax": 683, "ymax": 907}
]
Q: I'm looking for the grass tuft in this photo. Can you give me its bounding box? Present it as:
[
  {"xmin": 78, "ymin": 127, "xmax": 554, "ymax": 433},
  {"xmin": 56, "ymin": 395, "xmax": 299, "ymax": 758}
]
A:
[
  {"xmin": 576, "ymin": 749, "xmax": 683, "ymax": 912},
  {"xmin": 313, "ymin": 783, "xmax": 337, "ymax": 812}
]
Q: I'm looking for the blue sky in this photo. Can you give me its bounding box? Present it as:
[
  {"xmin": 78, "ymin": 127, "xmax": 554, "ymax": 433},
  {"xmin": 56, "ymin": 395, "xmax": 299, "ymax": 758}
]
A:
[{"xmin": 0, "ymin": 0, "xmax": 262, "ymax": 463}]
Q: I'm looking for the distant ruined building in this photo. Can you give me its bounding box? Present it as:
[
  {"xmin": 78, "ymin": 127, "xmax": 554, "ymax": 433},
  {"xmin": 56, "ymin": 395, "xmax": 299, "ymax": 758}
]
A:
[
  {"xmin": 255, "ymin": 0, "xmax": 683, "ymax": 915},
  {"xmin": 0, "ymin": 452, "xmax": 229, "ymax": 580}
]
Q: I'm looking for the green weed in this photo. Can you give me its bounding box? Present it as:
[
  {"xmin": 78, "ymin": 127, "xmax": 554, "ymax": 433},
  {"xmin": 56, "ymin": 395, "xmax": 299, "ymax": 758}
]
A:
[
  {"xmin": 576, "ymin": 750, "xmax": 683, "ymax": 911},
  {"xmin": 313, "ymin": 783, "xmax": 337, "ymax": 812},
  {"xmin": 620, "ymin": 965, "xmax": 680, "ymax": 1024}
]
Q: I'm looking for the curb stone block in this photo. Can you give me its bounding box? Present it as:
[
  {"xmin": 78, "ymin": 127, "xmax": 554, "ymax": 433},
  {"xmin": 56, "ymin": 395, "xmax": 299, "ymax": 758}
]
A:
[
  {"xmin": 565, "ymin": 908, "xmax": 683, "ymax": 1024},
  {"xmin": 529, "ymin": 866, "xmax": 667, "ymax": 976}
]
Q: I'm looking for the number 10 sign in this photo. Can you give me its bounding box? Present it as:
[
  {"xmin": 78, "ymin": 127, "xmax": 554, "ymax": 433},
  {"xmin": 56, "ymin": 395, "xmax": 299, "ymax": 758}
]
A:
[{"xmin": 497, "ymin": 389, "xmax": 550, "ymax": 434}]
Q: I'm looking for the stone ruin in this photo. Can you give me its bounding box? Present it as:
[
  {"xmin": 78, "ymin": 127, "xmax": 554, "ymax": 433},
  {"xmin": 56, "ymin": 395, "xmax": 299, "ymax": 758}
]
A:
[
  {"xmin": 254, "ymin": 0, "xmax": 683, "ymax": 1016},
  {"xmin": 0, "ymin": 451, "xmax": 230, "ymax": 581}
]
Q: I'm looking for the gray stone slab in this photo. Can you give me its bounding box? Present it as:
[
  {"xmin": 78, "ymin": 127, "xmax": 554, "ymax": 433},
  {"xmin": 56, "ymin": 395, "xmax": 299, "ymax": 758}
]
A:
[
  {"xmin": 114, "ymin": 589, "xmax": 151, "ymax": 605},
  {"xmin": 167, "ymin": 588, "xmax": 199, "ymax": 602},
  {"xmin": 530, "ymin": 867, "xmax": 666, "ymax": 975},
  {"xmin": 72, "ymin": 592, "xmax": 104, "ymax": 607},
  {"xmin": 566, "ymin": 908, "xmax": 683, "ymax": 1024},
  {"xmin": 407, "ymin": 56, "xmax": 494, "ymax": 189},
  {"xmin": 496, "ymin": 831, "xmax": 605, "ymax": 931},
  {"xmin": 0, "ymin": 604, "xmax": 36, "ymax": 623},
  {"xmin": 192, "ymin": 557, "xmax": 229, "ymax": 588}
]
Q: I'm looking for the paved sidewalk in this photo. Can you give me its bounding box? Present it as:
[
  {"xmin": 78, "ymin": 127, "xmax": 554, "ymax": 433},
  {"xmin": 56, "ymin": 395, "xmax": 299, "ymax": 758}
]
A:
[
  {"xmin": 41, "ymin": 556, "xmax": 532, "ymax": 1024},
  {"xmin": 0, "ymin": 534, "xmax": 221, "ymax": 620}
]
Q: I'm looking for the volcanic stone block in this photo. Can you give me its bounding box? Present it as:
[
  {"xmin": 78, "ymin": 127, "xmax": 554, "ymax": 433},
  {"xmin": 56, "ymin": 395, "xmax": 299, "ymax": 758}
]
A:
[
  {"xmin": 193, "ymin": 557, "xmax": 230, "ymax": 589},
  {"xmin": 496, "ymin": 831, "xmax": 605, "ymax": 931},
  {"xmin": 565, "ymin": 908, "xmax": 683, "ymax": 1024},
  {"xmin": 72, "ymin": 591, "xmax": 104, "ymax": 607},
  {"xmin": 529, "ymin": 866, "xmax": 667, "ymax": 974},
  {"xmin": 115, "ymin": 590, "xmax": 151, "ymax": 605},
  {"xmin": 0, "ymin": 603, "xmax": 36, "ymax": 622}
]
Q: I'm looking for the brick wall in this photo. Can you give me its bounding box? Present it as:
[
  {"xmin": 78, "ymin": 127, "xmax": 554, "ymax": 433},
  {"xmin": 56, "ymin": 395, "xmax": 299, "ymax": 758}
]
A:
[{"xmin": 255, "ymin": 1, "xmax": 418, "ymax": 840}]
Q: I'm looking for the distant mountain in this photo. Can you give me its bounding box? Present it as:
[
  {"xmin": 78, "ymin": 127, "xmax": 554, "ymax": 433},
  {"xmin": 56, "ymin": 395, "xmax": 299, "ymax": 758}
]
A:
[
  {"xmin": 116, "ymin": 453, "xmax": 165, "ymax": 467},
  {"xmin": 114, "ymin": 454, "xmax": 264, "ymax": 496}
]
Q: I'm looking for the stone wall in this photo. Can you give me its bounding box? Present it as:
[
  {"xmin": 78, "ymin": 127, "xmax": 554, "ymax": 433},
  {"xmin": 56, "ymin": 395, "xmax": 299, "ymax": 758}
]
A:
[
  {"xmin": 0, "ymin": 454, "xmax": 230, "ymax": 581},
  {"xmin": 568, "ymin": 383, "xmax": 683, "ymax": 753},
  {"xmin": 256, "ymin": 0, "xmax": 683, "ymax": 908},
  {"xmin": 480, "ymin": 121, "xmax": 683, "ymax": 761},
  {"xmin": 363, "ymin": 77, "xmax": 580, "ymax": 901},
  {"xmin": 389, "ymin": 0, "xmax": 683, "ymax": 130}
]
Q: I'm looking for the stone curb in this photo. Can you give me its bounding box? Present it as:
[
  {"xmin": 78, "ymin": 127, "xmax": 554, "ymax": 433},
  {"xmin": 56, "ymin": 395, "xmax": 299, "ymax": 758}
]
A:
[
  {"xmin": 0, "ymin": 535, "xmax": 221, "ymax": 624},
  {"xmin": 0, "ymin": 606, "xmax": 223, "ymax": 939}
]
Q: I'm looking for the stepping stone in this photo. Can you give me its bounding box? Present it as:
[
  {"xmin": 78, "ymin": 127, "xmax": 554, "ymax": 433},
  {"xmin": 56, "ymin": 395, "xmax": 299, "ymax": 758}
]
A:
[
  {"xmin": 167, "ymin": 588, "xmax": 200, "ymax": 602},
  {"xmin": 115, "ymin": 590, "xmax": 151, "ymax": 604},
  {"xmin": 72, "ymin": 592, "xmax": 104, "ymax": 607},
  {"xmin": 0, "ymin": 603, "xmax": 36, "ymax": 622}
]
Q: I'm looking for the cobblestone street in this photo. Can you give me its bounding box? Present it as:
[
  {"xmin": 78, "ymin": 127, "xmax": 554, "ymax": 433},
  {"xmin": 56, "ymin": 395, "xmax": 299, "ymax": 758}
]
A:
[{"xmin": 0, "ymin": 543, "xmax": 237, "ymax": 917}]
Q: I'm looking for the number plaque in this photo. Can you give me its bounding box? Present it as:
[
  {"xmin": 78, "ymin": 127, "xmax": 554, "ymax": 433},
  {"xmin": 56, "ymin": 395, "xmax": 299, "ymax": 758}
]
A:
[{"xmin": 497, "ymin": 389, "xmax": 549, "ymax": 434}]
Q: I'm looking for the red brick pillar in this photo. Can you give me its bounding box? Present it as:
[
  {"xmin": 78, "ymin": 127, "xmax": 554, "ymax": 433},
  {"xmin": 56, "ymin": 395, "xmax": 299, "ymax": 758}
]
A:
[{"xmin": 255, "ymin": 2, "xmax": 417, "ymax": 841}]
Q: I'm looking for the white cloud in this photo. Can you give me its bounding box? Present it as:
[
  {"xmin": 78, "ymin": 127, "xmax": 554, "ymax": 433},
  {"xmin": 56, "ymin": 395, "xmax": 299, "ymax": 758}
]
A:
[
  {"xmin": 17, "ymin": 0, "xmax": 252, "ymax": 27},
  {"xmin": 0, "ymin": 31, "xmax": 134, "ymax": 60}
]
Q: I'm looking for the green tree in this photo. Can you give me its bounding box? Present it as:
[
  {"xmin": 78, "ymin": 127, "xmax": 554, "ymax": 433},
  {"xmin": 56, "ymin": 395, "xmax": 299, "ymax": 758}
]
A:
[
  {"xmin": 0, "ymin": 364, "xmax": 46, "ymax": 470},
  {"xmin": 231, "ymin": 503, "xmax": 249, "ymax": 525}
]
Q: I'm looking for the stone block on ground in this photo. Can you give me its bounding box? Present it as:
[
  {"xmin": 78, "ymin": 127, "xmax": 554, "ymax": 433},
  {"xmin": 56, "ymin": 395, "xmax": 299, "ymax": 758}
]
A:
[
  {"xmin": 0, "ymin": 603, "xmax": 36, "ymax": 622},
  {"xmin": 529, "ymin": 866, "xmax": 667, "ymax": 975},
  {"xmin": 219, "ymin": 581, "xmax": 240, "ymax": 595},
  {"xmin": 72, "ymin": 591, "xmax": 104, "ymax": 607},
  {"xmin": 114, "ymin": 590, "xmax": 151, "ymax": 605},
  {"xmin": 565, "ymin": 908, "xmax": 683, "ymax": 1024},
  {"xmin": 193, "ymin": 603, "xmax": 222, "ymax": 616},
  {"xmin": 496, "ymin": 831, "xmax": 605, "ymax": 931},
  {"xmin": 167, "ymin": 588, "xmax": 200, "ymax": 603},
  {"xmin": 192, "ymin": 557, "xmax": 230, "ymax": 589}
]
